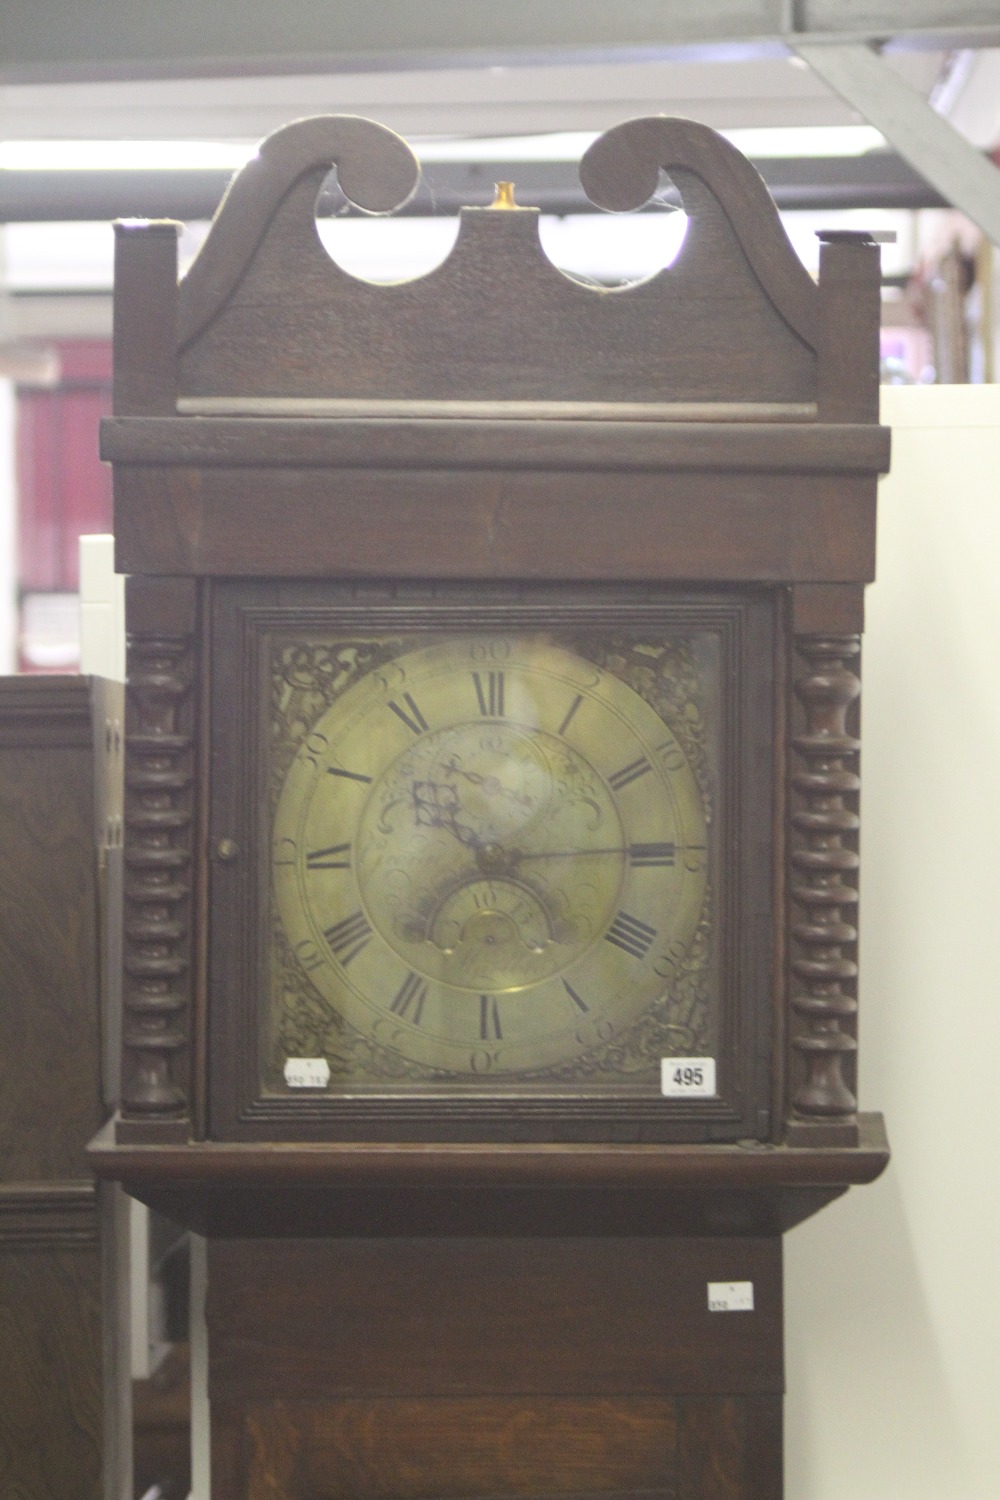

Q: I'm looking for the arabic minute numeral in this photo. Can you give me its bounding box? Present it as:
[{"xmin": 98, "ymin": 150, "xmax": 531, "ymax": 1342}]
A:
[
  {"xmin": 302, "ymin": 731, "xmax": 328, "ymax": 768},
  {"xmin": 684, "ymin": 844, "xmax": 708, "ymax": 872},
  {"xmin": 470, "ymin": 639, "xmax": 511, "ymax": 663},
  {"xmin": 293, "ymin": 938, "xmax": 325, "ymax": 972},
  {"xmin": 273, "ymin": 836, "xmax": 297, "ymax": 867},
  {"xmin": 657, "ymin": 741, "xmax": 687, "ymax": 774}
]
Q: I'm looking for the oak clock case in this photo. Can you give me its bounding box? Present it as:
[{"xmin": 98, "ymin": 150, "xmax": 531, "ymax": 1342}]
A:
[{"xmin": 209, "ymin": 583, "xmax": 775, "ymax": 1142}]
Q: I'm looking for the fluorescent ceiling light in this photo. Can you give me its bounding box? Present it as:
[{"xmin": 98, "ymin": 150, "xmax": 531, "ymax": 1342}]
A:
[
  {"xmin": 0, "ymin": 140, "xmax": 255, "ymax": 171},
  {"xmin": 416, "ymin": 125, "xmax": 888, "ymax": 162},
  {"xmin": 416, "ymin": 132, "xmax": 600, "ymax": 162},
  {"xmin": 0, "ymin": 124, "xmax": 888, "ymax": 175},
  {"xmin": 722, "ymin": 126, "xmax": 887, "ymax": 156}
]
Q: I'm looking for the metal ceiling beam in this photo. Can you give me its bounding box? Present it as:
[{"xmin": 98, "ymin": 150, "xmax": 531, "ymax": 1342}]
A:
[
  {"xmin": 795, "ymin": 41, "xmax": 1000, "ymax": 244},
  {"xmin": 0, "ymin": 154, "xmax": 948, "ymax": 224},
  {"xmin": 1, "ymin": 2, "xmax": 998, "ymax": 83}
]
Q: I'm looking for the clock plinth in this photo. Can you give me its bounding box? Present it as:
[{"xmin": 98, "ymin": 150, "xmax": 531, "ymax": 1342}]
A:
[{"xmin": 91, "ymin": 114, "xmax": 890, "ymax": 1498}]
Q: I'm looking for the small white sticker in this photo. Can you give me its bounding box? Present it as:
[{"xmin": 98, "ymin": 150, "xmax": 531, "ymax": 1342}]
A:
[
  {"xmin": 284, "ymin": 1057, "xmax": 331, "ymax": 1089},
  {"xmin": 708, "ymin": 1281, "xmax": 755, "ymax": 1313},
  {"xmin": 661, "ymin": 1057, "xmax": 716, "ymax": 1097}
]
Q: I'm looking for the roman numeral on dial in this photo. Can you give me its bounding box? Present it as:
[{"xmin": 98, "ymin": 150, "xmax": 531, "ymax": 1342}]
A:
[
  {"xmin": 389, "ymin": 971, "xmax": 427, "ymax": 1025},
  {"xmin": 607, "ymin": 757, "xmax": 652, "ymax": 792},
  {"xmin": 604, "ymin": 911, "xmax": 657, "ymax": 961},
  {"xmin": 562, "ymin": 979, "xmax": 589, "ymax": 1014},
  {"xmin": 322, "ymin": 910, "xmax": 373, "ymax": 966},
  {"xmin": 305, "ymin": 843, "xmax": 351, "ymax": 869},
  {"xmin": 557, "ymin": 693, "xmax": 583, "ymax": 737},
  {"xmin": 388, "ymin": 693, "xmax": 429, "ymax": 735},
  {"xmin": 327, "ymin": 766, "xmax": 372, "ymax": 785},
  {"xmin": 629, "ymin": 842, "xmax": 676, "ymax": 868},
  {"xmin": 480, "ymin": 994, "xmax": 503, "ymax": 1041},
  {"xmin": 472, "ymin": 670, "xmax": 505, "ymax": 717}
]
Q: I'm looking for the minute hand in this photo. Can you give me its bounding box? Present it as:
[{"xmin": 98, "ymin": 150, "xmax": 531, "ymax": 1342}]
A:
[
  {"xmin": 513, "ymin": 846, "xmax": 626, "ymax": 860},
  {"xmin": 514, "ymin": 841, "xmax": 679, "ymax": 865}
]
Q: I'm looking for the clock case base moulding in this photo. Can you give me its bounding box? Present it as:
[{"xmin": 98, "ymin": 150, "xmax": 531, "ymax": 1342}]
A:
[{"xmin": 89, "ymin": 1113, "xmax": 890, "ymax": 1239}]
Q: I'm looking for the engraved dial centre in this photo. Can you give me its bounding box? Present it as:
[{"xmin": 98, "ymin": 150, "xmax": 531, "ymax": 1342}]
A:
[{"xmin": 354, "ymin": 719, "xmax": 626, "ymax": 991}]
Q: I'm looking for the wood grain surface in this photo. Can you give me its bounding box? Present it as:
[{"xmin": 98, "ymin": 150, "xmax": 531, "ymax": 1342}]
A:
[
  {"xmin": 0, "ymin": 1247, "xmax": 103, "ymax": 1499},
  {"xmin": 0, "ymin": 678, "xmax": 104, "ymax": 1500},
  {"xmin": 98, "ymin": 112, "xmax": 889, "ymax": 1500},
  {"xmin": 205, "ymin": 1235, "xmax": 782, "ymax": 1500},
  {"xmin": 111, "ymin": 465, "xmax": 879, "ymax": 583},
  {"xmin": 176, "ymin": 181, "xmax": 814, "ymax": 405},
  {"xmin": 207, "ymin": 1237, "xmax": 782, "ymax": 1404},
  {"xmin": 118, "ymin": 574, "xmax": 198, "ymax": 1135},
  {"xmin": 245, "ymin": 1396, "xmax": 680, "ymax": 1499},
  {"xmin": 0, "ymin": 738, "xmax": 101, "ymax": 1180}
]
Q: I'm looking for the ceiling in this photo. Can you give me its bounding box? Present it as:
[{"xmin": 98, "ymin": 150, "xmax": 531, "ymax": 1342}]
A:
[
  {"xmin": 1, "ymin": 8, "xmax": 999, "ymax": 359},
  {"xmin": 0, "ymin": 51, "xmax": 951, "ymax": 142}
]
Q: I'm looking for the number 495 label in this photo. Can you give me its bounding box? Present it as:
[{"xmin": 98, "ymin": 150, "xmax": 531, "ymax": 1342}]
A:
[{"xmin": 661, "ymin": 1057, "xmax": 716, "ymax": 1097}]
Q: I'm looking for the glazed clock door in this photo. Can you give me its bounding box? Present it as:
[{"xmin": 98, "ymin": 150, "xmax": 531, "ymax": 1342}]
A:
[{"xmin": 208, "ymin": 582, "xmax": 776, "ymax": 1143}]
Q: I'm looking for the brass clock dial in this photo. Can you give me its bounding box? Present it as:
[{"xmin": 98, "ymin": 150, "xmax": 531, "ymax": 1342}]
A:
[{"xmin": 269, "ymin": 632, "xmax": 713, "ymax": 1085}]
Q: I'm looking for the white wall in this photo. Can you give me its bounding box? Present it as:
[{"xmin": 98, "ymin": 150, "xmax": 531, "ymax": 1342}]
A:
[{"xmin": 786, "ymin": 385, "xmax": 1000, "ymax": 1500}]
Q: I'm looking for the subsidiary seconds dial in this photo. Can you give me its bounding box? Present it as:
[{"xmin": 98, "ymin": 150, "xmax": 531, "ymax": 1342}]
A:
[{"xmin": 271, "ymin": 633, "xmax": 710, "ymax": 1081}]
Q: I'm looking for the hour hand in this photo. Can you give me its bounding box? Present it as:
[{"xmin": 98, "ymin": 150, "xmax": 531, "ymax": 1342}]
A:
[{"xmin": 412, "ymin": 780, "xmax": 481, "ymax": 849}]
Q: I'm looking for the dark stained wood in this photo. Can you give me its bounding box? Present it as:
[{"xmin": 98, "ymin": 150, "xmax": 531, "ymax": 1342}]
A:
[
  {"xmin": 0, "ymin": 1182, "xmax": 98, "ymax": 1247},
  {"xmin": 244, "ymin": 1397, "xmax": 681, "ymax": 1499},
  {"xmin": 133, "ymin": 1342, "xmax": 192, "ymax": 1500},
  {"xmin": 93, "ymin": 113, "xmax": 891, "ymax": 1500},
  {"xmin": 102, "ymin": 415, "xmax": 889, "ymax": 471},
  {"xmin": 172, "ymin": 117, "xmax": 816, "ymax": 407},
  {"xmin": 0, "ymin": 1249, "xmax": 104, "ymax": 1500},
  {"xmin": 579, "ymin": 116, "xmax": 817, "ymax": 350},
  {"xmin": 0, "ymin": 677, "xmax": 104, "ymax": 1500},
  {"xmin": 119, "ymin": 1181, "xmax": 851, "ymax": 1244},
  {"xmin": 0, "ymin": 674, "xmax": 95, "ymax": 747},
  {"xmin": 203, "ymin": 1236, "xmax": 781, "ymax": 1500},
  {"xmin": 112, "ymin": 466, "xmax": 879, "ymax": 582},
  {"xmin": 791, "ymin": 583, "xmax": 865, "ymax": 637},
  {"xmin": 209, "ymin": 1402, "xmax": 246, "ymax": 1500},
  {"xmin": 785, "ymin": 634, "xmax": 861, "ymax": 1147},
  {"xmin": 113, "ymin": 220, "xmax": 180, "ymax": 416},
  {"xmin": 0, "ymin": 680, "xmax": 102, "ymax": 1179},
  {"xmin": 119, "ymin": 575, "xmax": 199, "ymax": 1140},
  {"xmin": 92, "ymin": 1113, "xmax": 889, "ymax": 1191},
  {"xmin": 676, "ymin": 1396, "xmax": 782, "ymax": 1500},
  {"xmin": 177, "ymin": 115, "xmax": 420, "ymax": 351},
  {"xmin": 89, "ymin": 1113, "xmax": 888, "ymax": 1239},
  {"xmin": 815, "ymin": 233, "xmax": 883, "ymax": 423},
  {"xmin": 206, "ymin": 1236, "xmax": 782, "ymax": 1401},
  {"xmin": 172, "ymin": 397, "xmax": 818, "ymax": 419}
]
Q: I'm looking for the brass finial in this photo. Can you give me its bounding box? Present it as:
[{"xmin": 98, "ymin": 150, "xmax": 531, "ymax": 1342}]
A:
[{"xmin": 490, "ymin": 181, "xmax": 518, "ymax": 210}]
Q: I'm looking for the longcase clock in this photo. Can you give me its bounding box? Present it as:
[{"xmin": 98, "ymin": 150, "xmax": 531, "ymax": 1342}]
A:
[{"xmin": 91, "ymin": 114, "xmax": 890, "ymax": 1500}]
